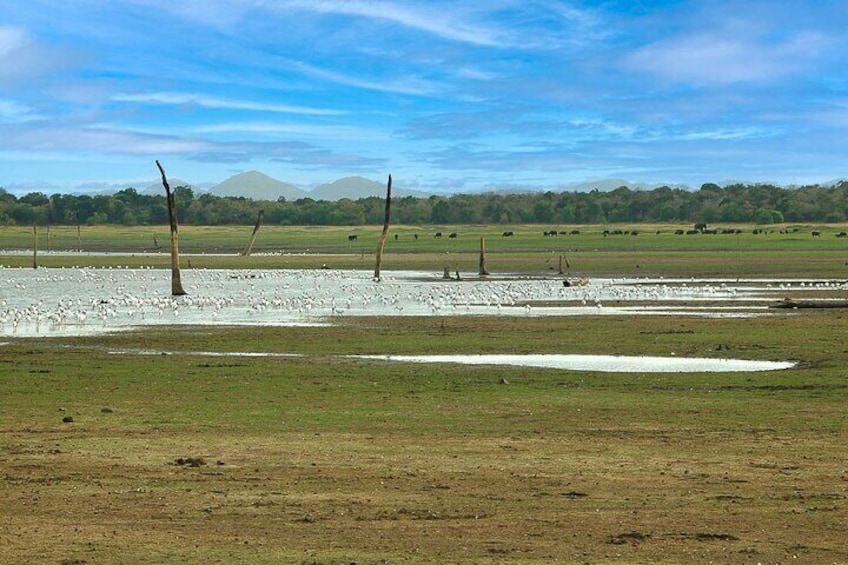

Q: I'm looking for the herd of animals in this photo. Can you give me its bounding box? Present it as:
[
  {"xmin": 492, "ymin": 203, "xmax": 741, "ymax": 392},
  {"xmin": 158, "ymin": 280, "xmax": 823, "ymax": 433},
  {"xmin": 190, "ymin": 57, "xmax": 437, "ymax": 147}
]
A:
[{"xmin": 346, "ymin": 225, "xmax": 848, "ymax": 241}]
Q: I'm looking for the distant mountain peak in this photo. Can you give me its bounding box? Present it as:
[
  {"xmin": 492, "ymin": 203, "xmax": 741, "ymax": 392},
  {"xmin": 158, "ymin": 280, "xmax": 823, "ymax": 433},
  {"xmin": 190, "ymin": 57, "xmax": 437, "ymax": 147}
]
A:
[
  {"xmin": 310, "ymin": 176, "xmax": 387, "ymax": 200},
  {"xmin": 210, "ymin": 171, "xmax": 307, "ymax": 201},
  {"xmin": 143, "ymin": 178, "xmax": 193, "ymax": 195}
]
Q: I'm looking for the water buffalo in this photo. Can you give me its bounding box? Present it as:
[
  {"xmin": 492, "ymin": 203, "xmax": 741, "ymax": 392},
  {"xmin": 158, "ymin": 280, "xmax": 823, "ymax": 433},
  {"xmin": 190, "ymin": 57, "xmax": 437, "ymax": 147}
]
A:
[{"xmin": 348, "ymin": 234, "xmax": 358, "ymax": 241}]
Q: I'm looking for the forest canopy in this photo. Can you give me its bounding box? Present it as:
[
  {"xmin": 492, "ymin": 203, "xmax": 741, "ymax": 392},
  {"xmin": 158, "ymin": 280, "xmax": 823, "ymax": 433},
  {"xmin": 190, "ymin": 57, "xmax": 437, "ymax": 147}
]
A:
[{"xmin": 1, "ymin": 182, "xmax": 847, "ymax": 226}]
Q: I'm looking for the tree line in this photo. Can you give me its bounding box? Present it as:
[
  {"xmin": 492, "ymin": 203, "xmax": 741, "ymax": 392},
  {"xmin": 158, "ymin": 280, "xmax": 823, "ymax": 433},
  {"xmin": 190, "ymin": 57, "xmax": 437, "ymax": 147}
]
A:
[{"xmin": 1, "ymin": 181, "xmax": 847, "ymax": 227}]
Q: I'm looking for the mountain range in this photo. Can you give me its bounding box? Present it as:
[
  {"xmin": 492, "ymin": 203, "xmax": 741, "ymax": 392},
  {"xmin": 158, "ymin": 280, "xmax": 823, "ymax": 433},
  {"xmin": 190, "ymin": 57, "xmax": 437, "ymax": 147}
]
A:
[
  {"xmin": 8, "ymin": 172, "xmax": 847, "ymax": 200},
  {"xmin": 8, "ymin": 171, "xmax": 702, "ymax": 200},
  {"xmin": 141, "ymin": 171, "xmax": 430, "ymax": 201},
  {"xmin": 141, "ymin": 172, "xmax": 658, "ymax": 201}
]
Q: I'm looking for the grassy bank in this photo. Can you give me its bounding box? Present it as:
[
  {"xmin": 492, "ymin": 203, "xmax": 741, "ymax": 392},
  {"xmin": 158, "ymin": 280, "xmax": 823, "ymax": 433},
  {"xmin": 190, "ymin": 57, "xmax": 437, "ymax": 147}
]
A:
[{"xmin": 2, "ymin": 223, "xmax": 848, "ymax": 278}]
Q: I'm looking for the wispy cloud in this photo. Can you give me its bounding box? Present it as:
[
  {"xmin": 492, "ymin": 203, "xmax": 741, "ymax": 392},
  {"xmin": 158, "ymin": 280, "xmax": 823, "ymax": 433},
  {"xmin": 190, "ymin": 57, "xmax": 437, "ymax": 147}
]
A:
[
  {"xmin": 627, "ymin": 34, "xmax": 828, "ymax": 85},
  {"xmin": 127, "ymin": 0, "xmax": 513, "ymax": 47},
  {"xmin": 188, "ymin": 141, "xmax": 386, "ymax": 171},
  {"xmin": 0, "ymin": 25, "xmax": 28, "ymax": 58},
  {"xmin": 290, "ymin": 61, "xmax": 442, "ymax": 97},
  {"xmin": 193, "ymin": 121, "xmax": 389, "ymax": 142},
  {"xmin": 125, "ymin": 0, "xmax": 261, "ymax": 27},
  {"xmin": 676, "ymin": 127, "xmax": 775, "ymax": 142},
  {"xmin": 112, "ymin": 92, "xmax": 346, "ymax": 116},
  {"xmin": 455, "ymin": 67, "xmax": 499, "ymax": 81},
  {"xmin": 0, "ymin": 25, "xmax": 76, "ymax": 82},
  {"xmin": 1, "ymin": 125, "xmax": 210, "ymax": 154},
  {"xmin": 276, "ymin": 1, "xmax": 510, "ymax": 47},
  {"xmin": 0, "ymin": 99, "xmax": 43, "ymax": 123}
]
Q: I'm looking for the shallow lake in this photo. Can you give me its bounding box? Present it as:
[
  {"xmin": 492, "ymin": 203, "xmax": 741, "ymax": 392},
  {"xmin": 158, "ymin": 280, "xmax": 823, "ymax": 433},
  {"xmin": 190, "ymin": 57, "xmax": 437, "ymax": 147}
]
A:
[
  {"xmin": 0, "ymin": 266, "xmax": 843, "ymax": 339},
  {"xmin": 1, "ymin": 266, "xmax": 826, "ymax": 372}
]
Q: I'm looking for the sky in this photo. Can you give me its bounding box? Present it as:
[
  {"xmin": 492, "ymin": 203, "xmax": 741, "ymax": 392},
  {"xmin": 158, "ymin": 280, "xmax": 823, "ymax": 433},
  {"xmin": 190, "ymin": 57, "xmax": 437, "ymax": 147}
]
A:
[{"xmin": 2, "ymin": 0, "xmax": 847, "ymax": 195}]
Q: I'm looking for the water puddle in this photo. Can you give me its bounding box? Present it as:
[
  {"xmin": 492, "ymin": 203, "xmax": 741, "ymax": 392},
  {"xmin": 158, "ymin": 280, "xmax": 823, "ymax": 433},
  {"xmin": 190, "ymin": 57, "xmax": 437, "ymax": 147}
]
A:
[
  {"xmin": 353, "ymin": 354, "xmax": 796, "ymax": 373},
  {"xmin": 90, "ymin": 346, "xmax": 795, "ymax": 373}
]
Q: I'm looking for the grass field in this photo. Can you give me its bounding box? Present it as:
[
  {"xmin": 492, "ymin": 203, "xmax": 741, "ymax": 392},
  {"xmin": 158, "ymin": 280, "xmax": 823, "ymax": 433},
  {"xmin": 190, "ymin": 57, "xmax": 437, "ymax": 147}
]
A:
[
  {"xmin": 2, "ymin": 223, "xmax": 848, "ymax": 278},
  {"xmin": 1, "ymin": 224, "xmax": 848, "ymax": 564}
]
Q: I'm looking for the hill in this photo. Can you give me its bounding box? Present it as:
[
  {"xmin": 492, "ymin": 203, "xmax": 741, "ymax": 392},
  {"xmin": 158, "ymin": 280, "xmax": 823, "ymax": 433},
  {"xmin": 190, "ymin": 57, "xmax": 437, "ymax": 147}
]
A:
[
  {"xmin": 309, "ymin": 176, "xmax": 430, "ymax": 200},
  {"xmin": 143, "ymin": 178, "xmax": 194, "ymax": 195},
  {"xmin": 310, "ymin": 176, "xmax": 388, "ymax": 200},
  {"xmin": 208, "ymin": 174, "xmax": 430, "ymax": 201},
  {"xmin": 209, "ymin": 171, "xmax": 307, "ymax": 201}
]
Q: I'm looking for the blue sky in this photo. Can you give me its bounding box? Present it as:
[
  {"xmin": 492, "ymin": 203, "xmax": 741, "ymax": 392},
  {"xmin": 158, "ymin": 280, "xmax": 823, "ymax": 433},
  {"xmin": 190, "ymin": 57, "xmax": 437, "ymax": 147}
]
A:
[{"xmin": 2, "ymin": 0, "xmax": 847, "ymax": 194}]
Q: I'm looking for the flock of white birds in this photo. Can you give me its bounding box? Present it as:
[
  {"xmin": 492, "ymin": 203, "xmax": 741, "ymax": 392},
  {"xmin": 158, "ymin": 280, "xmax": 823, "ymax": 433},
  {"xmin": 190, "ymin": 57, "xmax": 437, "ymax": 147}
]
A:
[{"xmin": 1, "ymin": 265, "xmax": 845, "ymax": 338}]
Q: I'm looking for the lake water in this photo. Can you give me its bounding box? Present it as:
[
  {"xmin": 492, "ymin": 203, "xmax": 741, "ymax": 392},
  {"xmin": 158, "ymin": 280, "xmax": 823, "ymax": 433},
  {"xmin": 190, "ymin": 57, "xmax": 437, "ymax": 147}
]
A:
[
  {"xmin": 0, "ymin": 266, "xmax": 819, "ymax": 372},
  {"xmin": 1, "ymin": 266, "xmax": 843, "ymax": 339}
]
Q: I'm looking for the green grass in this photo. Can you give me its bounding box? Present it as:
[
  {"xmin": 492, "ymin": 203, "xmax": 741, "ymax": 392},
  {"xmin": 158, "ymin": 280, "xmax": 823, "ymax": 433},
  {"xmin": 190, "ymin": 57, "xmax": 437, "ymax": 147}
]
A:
[
  {"xmin": 3, "ymin": 313, "xmax": 845, "ymax": 437},
  {"xmin": 3, "ymin": 223, "xmax": 848, "ymax": 277}
]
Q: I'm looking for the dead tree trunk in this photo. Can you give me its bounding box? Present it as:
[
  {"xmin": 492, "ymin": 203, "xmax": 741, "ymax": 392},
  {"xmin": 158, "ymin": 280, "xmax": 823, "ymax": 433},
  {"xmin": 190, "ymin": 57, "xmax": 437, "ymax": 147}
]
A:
[
  {"xmin": 241, "ymin": 210, "xmax": 265, "ymax": 256},
  {"xmin": 559, "ymin": 254, "xmax": 571, "ymax": 275},
  {"xmin": 373, "ymin": 174, "xmax": 392, "ymax": 281},
  {"xmin": 478, "ymin": 236, "xmax": 490, "ymax": 276},
  {"xmin": 156, "ymin": 160, "xmax": 187, "ymax": 296},
  {"xmin": 32, "ymin": 223, "xmax": 38, "ymax": 269}
]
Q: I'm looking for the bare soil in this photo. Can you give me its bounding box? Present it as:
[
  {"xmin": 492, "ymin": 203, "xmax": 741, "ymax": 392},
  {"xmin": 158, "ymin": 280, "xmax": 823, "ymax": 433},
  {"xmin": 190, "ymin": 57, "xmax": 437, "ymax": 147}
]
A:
[{"xmin": 4, "ymin": 424, "xmax": 847, "ymax": 564}]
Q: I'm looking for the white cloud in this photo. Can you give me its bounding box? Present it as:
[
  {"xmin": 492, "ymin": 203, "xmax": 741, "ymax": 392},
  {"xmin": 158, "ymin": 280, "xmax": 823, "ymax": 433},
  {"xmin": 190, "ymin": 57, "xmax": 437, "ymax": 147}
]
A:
[
  {"xmin": 192, "ymin": 121, "xmax": 389, "ymax": 141},
  {"xmin": 567, "ymin": 118, "xmax": 638, "ymax": 139},
  {"xmin": 127, "ymin": 0, "xmax": 511, "ymax": 46},
  {"xmin": 0, "ymin": 25, "xmax": 33, "ymax": 81},
  {"xmin": 0, "ymin": 99, "xmax": 43, "ymax": 123},
  {"xmin": 0, "ymin": 24, "xmax": 83, "ymax": 83},
  {"xmin": 276, "ymin": 0, "xmax": 509, "ymax": 47},
  {"xmin": 456, "ymin": 67, "xmax": 499, "ymax": 81},
  {"xmin": 113, "ymin": 92, "xmax": 346, "ymax": 116},
  {"xmin": 0, "ymin": 26, "xmax": 28, "ymax": 58},
  {"xmin": 677, "ymin": 127, "xmax": 773, "ymax": 141},
  {"xmin": 291, "ymin": 61, "xmax": 442, "ymax": 96},
  {"xmin": 625, "ymin": 30, "xmax": 831, "ymax": 86},
  {"xmin": 2, "ymin": 125, "xmax": 210, "ymax": 155},
  {"xmin": 126, "ymin": 0, "xmax": 262, "ymax": 27}
]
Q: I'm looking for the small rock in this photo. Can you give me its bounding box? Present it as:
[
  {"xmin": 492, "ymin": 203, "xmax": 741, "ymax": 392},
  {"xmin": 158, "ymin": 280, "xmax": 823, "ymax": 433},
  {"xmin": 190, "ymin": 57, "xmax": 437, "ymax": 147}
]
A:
[
  {"xmin": 62, "ymin": 416, "xmax": 74, "ymax": 423},
  {"xmin": 100, "ymin": 407, "xmax": 114, "ymax": 413},
  {"xmin": 175, "ymin": 457, "xmax": 207, "ymax": 467}
]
